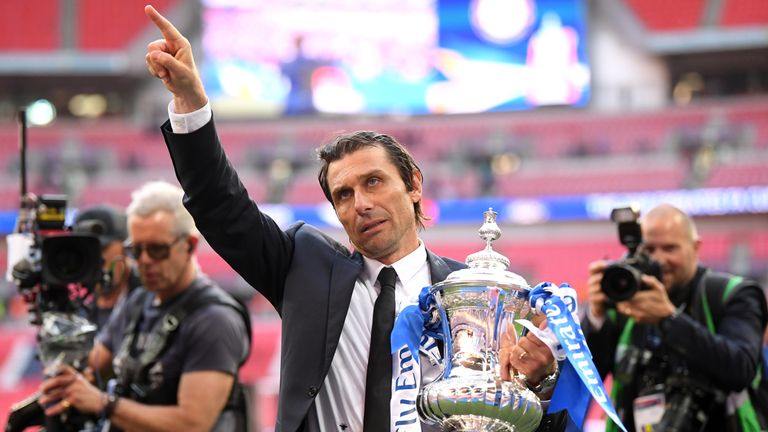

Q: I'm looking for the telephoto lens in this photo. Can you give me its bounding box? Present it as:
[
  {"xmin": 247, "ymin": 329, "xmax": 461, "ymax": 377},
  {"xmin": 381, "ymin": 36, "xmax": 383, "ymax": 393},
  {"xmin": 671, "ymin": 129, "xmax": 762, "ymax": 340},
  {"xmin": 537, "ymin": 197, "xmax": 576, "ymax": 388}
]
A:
[{"xmin": 601, "ymin": 262, "xmax": 643, "ymax": 302}]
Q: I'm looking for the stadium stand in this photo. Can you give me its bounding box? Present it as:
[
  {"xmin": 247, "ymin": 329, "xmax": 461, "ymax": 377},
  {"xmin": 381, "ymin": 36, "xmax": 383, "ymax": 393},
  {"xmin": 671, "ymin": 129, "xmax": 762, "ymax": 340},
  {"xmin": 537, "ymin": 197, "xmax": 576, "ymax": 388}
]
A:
[
  {"xmin": 720, "ymin": 0, "xmax": 768, "ymax": 27},
  {"xmin": 0, "ymin": 1, "xmax": 59, "ymax": 51},
  {"xmin": 77, "ymin": 0, "xmax": 177, "ymax": 51},
  {"xmin": 623, "ymin": 0, "xmax": 705, "ymax": 31}
]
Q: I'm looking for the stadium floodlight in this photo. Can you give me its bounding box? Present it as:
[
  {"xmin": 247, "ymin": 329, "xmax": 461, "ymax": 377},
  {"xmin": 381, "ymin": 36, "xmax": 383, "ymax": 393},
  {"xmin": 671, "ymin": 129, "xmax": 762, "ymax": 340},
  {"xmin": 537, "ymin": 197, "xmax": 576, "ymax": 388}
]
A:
[{"xmin": 27, "ymin": 99, "xmax": 56, "ymax": 126}]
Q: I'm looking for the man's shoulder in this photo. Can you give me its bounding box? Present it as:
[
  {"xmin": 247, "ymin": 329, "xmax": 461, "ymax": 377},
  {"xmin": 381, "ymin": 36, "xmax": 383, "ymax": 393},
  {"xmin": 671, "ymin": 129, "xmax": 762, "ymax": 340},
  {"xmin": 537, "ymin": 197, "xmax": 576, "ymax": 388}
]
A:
[
  {"xmin": 290, "ymin": 221, "xmax": 353, "ymax": 258},
  {"xmin": 184, "ymin": 300, "xmax": 245, "ymax": 329},
  {"xmin": 703, "ymin": 268, "xmax": 765, "ymax": 305},
  {"xmin": 430, "ymin": 251, "xmax": 466, "ymax": 271},
  {"xmin": 440, "ymin": 255, "xmax": 466, "ymax": 271},
  {"xmin": 188, "ymin": 278, "xmax": 248, "ymax": 316},
  {"xmin": 178, "ymin": 282, "xmax": 250, "ymax": 342}
]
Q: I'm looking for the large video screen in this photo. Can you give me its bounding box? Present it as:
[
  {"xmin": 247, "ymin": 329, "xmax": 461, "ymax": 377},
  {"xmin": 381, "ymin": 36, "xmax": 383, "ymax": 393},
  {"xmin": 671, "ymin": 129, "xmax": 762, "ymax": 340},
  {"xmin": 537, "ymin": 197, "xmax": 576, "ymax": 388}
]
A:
[{"xmin": 201, "ymin": 0, "xmax": 590, "ymax": 117}]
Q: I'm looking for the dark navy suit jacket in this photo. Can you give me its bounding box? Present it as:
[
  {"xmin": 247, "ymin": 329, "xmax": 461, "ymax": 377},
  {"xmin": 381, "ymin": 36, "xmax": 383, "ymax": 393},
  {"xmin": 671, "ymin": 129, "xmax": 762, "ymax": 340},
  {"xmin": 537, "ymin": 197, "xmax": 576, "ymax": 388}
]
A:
[{"xmin": 162, "ymin": 119, "xmax": 468, "ymax": 431}]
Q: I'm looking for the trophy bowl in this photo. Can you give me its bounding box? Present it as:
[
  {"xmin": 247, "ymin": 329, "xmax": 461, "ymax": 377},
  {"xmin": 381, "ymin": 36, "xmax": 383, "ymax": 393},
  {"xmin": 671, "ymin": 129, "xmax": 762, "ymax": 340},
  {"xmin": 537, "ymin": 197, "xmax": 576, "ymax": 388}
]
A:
[{"xmin": 417, "ymin": 209, "xmax": 543, "ymax": 432}]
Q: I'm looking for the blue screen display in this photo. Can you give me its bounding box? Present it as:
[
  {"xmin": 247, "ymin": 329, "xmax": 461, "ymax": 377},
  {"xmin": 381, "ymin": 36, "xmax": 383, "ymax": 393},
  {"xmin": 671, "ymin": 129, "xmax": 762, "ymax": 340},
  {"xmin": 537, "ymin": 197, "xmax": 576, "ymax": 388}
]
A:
[{"xmin": 201, "ymin": 0, "xmax": 590, "ymax": 117}]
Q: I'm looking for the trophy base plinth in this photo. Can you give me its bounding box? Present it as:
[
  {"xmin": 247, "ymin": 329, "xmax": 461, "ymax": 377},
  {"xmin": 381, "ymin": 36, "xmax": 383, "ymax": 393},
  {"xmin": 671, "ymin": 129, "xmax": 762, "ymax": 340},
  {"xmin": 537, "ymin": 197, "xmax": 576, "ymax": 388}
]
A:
[
  {"xmin": 417, "ymin": 373, "xmax": 542, "ymax": 432},
  {"xmin": 443, "ymin": 415, "xmax": 516, "ymax": 431}
]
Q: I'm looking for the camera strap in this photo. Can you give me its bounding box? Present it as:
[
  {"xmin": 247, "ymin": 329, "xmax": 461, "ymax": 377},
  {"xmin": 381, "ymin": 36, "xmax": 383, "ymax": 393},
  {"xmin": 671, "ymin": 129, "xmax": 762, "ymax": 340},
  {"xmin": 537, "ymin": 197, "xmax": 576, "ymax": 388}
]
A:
[
  {"xmin": 605, "ymin": 318, "xmax": 635, "ymax": 432},
  {"xmin": 115, "ymin": 278, "xmax": 251, "ymax": 407},
  {"xmin": 699, "ymin": 271, "xmax": 743, "ymax": 333}
]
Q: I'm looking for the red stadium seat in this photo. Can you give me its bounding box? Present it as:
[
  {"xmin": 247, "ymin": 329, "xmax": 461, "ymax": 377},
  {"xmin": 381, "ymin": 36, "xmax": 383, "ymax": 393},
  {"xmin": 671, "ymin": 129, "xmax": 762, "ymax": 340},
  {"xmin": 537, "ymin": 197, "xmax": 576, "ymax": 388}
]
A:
[
  {"xmin": 77, "ymin": 0, "xmax": 177, "ymax": 51},
  {"xmin": 720, "ymin": 0, "xmax": 768, "ymax": 27},
  {"xmin": 0, "ymin": 0, "xmax": 59, "ymax": 51},
  {"xmin": 623, "ymin": 0, "xmax": 705, "ymax": 31}
]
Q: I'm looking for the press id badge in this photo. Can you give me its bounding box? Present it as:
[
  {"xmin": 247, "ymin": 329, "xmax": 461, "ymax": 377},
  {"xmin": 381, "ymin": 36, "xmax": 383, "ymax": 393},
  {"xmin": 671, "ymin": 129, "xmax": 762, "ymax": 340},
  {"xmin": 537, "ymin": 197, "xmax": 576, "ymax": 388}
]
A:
[{"xmin": 633, "ymin": 392, "xmax": 665, "ymax": 432}]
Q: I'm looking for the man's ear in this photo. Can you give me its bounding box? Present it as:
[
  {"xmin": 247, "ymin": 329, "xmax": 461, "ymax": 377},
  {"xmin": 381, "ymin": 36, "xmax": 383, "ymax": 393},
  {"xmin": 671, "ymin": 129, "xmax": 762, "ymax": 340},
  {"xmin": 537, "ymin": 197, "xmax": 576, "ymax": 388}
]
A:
[
  {"xmin": 187, "ymin": 235, "xmax": 199, "ymax": 254},
  {"xmin": 410, "ymin": 170, "xmax": 423, "ymax": 203}
]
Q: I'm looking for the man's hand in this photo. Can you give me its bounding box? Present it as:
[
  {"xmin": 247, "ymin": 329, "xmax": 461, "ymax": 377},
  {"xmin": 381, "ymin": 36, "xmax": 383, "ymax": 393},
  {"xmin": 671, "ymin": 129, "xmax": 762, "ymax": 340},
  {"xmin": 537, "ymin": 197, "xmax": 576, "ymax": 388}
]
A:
[
  {"xmin": 586, "ymin": 260, "xmax": 609, "ymax": 320},
  {"xmin": 144, "ymin": 5, "xmax": 208, "ymax": 113},
  {"xmin": 38, "ymin": 365, "xmax": 105, "ymax": 417},
  {"xmin": 616, "ymin": 274, "xmax": 676, "ymax": 324},
  {"xmin": 500, "ymin": 318, "xmax": 557, "ymax": 393}
]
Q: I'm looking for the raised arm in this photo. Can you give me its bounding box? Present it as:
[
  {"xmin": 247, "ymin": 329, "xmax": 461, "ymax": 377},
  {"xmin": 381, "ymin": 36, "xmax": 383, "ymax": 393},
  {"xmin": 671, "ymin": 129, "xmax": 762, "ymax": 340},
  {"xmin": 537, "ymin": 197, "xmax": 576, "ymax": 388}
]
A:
[
  {"xmin": 144, "ymin": 5, "xmax": 294, "ymax": 306},
  {"xmin": 144, "ymin": 5, "xmax": 207, "ymax": 113}
]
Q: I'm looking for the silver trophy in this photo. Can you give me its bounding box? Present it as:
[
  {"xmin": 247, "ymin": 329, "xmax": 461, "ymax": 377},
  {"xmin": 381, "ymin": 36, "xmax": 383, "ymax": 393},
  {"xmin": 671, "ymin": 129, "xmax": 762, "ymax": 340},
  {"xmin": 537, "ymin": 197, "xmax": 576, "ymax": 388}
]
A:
[
  {"xmin": 418, "ymin": 209, "xmax": 543, "ymax": 431},
  {"xmin": 38, "ymin": 312, "xmax": 98, "ymax": 370}
]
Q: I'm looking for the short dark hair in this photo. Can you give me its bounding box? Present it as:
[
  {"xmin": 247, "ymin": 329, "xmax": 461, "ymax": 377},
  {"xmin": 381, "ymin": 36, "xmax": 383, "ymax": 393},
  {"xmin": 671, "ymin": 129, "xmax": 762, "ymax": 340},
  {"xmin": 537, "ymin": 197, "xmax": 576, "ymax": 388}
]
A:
[{"xmin": 317, "ymin": 131, "xmax": 427, "ymax": 230}]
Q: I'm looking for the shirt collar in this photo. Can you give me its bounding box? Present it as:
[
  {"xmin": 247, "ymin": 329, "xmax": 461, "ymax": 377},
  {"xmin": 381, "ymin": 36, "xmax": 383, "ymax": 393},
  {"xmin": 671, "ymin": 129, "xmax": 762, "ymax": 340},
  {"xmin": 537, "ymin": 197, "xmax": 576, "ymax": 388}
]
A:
[{"xmin": 362, "ymin": 240, "xmax": 427, "ymax": 287}]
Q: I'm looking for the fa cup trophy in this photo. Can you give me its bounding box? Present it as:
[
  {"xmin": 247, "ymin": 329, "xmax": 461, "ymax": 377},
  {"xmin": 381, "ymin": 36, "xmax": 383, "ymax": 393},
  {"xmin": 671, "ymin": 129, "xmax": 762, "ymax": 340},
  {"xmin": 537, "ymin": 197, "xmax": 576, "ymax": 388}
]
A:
[{"xmin": 417, "ymin": 209, "xmax": 543, "ymax": 431}]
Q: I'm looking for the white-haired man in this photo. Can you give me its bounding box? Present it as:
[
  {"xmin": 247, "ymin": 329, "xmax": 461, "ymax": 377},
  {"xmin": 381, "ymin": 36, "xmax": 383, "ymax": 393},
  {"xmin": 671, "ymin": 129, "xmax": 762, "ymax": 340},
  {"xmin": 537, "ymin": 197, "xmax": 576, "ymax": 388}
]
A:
[{"xmin": 40, "ymin": 181, "xmax": 252, "ymax": 432}]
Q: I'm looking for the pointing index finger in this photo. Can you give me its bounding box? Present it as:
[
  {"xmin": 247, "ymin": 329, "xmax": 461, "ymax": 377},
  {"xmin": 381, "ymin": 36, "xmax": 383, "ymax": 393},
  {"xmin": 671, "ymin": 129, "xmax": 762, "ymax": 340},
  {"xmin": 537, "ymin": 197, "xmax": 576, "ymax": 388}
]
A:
[{"xmin": 145, "ymin": 4, "xmax": 183, "ymax": 42}]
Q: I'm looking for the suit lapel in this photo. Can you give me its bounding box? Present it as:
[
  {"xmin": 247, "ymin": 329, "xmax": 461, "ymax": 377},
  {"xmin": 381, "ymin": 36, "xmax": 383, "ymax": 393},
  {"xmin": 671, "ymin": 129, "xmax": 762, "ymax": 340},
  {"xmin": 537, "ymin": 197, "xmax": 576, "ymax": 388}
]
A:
[{"xmin": 427, "ymin": 249, "xmax": 457, "ymax": 284}]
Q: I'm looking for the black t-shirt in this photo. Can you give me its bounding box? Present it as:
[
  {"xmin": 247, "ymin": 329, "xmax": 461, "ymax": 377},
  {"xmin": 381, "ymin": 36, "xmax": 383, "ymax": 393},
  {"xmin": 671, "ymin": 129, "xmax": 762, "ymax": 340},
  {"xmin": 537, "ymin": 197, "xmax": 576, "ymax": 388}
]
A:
[{"xmin": 97, "ymin": 278, "xmax": 249, "ymax": 430}]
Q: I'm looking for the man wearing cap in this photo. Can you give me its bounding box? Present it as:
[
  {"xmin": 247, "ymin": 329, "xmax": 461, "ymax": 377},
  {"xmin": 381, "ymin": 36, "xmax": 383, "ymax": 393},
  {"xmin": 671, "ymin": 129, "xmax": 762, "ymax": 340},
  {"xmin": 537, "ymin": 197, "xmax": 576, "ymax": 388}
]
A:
[{"xmin": 73, "ymin": 204, "xmax": 138, "ymax": 329}]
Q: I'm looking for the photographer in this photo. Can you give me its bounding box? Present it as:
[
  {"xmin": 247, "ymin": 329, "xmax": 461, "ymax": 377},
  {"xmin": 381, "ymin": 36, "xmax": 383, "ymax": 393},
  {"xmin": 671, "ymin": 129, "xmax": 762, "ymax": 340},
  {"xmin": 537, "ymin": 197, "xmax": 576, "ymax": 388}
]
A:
[
  {"xmin": 583, "ymin": 203, "xmax": 767, "ymax": 432},
  {"xmin": 72, "ymin": 204, "xmax": 139, "ymax": 329},
  {"xmin": 38, "ymin": 181, "xmax": 251, "ymax": 432}
]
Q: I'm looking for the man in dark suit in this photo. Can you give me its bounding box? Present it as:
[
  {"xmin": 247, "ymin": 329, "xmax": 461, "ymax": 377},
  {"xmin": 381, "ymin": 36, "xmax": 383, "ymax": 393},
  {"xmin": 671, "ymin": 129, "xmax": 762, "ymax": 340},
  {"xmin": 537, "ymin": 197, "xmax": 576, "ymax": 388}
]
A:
[{"xmin": 143, "ymin": 5, "xmax": 561, "ymax": 431}]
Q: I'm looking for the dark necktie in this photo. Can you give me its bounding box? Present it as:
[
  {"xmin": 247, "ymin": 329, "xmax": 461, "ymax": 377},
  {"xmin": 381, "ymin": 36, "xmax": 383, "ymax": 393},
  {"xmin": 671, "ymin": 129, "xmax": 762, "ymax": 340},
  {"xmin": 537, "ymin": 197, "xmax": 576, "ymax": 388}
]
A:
[{"xmin": 363, "ymin": 266, "xmax": 397, "ymax": 432}]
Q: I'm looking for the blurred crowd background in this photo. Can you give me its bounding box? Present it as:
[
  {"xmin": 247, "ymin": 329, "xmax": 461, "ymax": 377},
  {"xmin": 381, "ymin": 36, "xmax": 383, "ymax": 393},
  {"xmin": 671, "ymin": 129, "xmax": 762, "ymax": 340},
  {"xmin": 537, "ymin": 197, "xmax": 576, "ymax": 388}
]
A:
[{"xmin": 0, "ymin": 0, "xmax": 766, "ymax": 430}]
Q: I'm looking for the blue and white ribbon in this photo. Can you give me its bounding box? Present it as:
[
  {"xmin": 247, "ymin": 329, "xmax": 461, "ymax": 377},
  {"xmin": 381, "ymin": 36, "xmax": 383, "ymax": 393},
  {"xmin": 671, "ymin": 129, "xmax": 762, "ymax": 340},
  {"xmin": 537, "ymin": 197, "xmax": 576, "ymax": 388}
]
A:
[
  {"xmin": 528, "ymin": 282, "xmax": 628, "ymax": 432},
  {"xmin": 390, "ymin": 287, "xmax": 442, "ymax": 432}
]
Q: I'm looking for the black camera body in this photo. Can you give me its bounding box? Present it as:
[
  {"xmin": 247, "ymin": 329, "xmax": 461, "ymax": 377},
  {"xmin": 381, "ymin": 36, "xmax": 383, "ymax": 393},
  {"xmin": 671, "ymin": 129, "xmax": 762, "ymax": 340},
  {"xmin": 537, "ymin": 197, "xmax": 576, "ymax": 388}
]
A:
[
  {"xmin": 601, "ymin": 206, "xmax": 662, "ymax": 302},
  {"xmin": 11, "ymin": 195, "xmax": 102, "ymax": 320},
  {"xmin": 659, "ymin": 381, "xmax": 712, "ymax": 432},
  {"xmin": 616, "ymin": 327, "xmax": 716, "ymax": 432}
]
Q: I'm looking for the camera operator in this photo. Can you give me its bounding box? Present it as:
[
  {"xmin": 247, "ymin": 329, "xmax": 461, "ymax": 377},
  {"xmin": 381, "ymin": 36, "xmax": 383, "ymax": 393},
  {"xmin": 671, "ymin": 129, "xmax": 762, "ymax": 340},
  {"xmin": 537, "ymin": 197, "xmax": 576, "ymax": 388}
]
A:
[
  {"xmin": 38, "ymin": 181, "xmax": 252, "ymax": 432},
  {"xmin": 582, "ymin": 203, "xmax": 767, "ymax": 432},
  {"xmin": 73, "ymin": 204, "xmax": 139, "ymax": 329},
  {"xmin": 4, "ymin": 205, "xmax": 141, "ymax": 432}
]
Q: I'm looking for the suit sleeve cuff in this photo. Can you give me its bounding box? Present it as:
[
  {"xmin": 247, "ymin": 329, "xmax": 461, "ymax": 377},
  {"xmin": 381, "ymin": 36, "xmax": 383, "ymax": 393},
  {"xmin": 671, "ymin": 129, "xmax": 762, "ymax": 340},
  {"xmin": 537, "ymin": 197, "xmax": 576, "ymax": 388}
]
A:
[{"xmin": 168, "ymin": 100, "xmax": 212, "ymax": 134}]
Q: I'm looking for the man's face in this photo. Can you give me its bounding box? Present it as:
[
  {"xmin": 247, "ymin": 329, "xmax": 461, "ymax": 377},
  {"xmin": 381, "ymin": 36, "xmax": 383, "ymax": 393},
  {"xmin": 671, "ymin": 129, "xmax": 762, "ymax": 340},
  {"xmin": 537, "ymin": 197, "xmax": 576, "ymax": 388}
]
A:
[
  {"xmin": 128, "ymin": 211, "xmax": 191, "ymax": 295},
  {"xmin": 326, "ymin": 146, "xmax": 422, "ymax": 264},
  {"xmin": 641, "ymin": 215, "xmax": 700, "ymax": 291}
]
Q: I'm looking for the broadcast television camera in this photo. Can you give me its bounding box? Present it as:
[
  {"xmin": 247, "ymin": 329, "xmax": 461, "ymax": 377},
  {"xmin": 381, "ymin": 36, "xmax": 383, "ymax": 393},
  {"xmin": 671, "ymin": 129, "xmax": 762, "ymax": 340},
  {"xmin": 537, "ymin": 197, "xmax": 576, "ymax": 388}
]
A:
[
  {"xmin": 11, "ymin": 194, "xmax": 103, "ymax": 322},
  {"xmin": 5, "ymin": 110, "xmax": 104, "ymax": 432},
  {"xmin": 600, "ymin": 206, "xmax": 662, "ymax": 302},
  {"xmin": 6, "ymin": 194, "xmax": 105, "ymax": 432}
]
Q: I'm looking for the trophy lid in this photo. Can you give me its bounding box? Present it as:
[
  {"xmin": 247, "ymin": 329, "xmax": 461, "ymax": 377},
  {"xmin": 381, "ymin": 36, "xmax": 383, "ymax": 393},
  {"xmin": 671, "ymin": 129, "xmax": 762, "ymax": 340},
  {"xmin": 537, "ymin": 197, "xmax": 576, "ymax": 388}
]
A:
[
  {"xmin": 435, "ymin": 208, "xmax": 529, "ymax": 291},
  {"xmin": 466, "ymin": 208, "xmax": 510, "ymax": 271}
]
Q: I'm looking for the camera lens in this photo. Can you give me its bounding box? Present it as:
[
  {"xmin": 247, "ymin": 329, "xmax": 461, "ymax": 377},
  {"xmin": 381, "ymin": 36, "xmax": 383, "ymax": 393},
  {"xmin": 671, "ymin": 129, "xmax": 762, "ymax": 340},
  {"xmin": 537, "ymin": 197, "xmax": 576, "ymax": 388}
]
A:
[
  {"xmin": 48, "ymin": 245, "xmax": 88, "ymax": 281},
  {"xmin": 601, "ymin": 263, "xmax": 642, "ymax": 302},
  {"xmin": 41, "ymin": 235, "xmax": 102, "ymax": 287}
]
